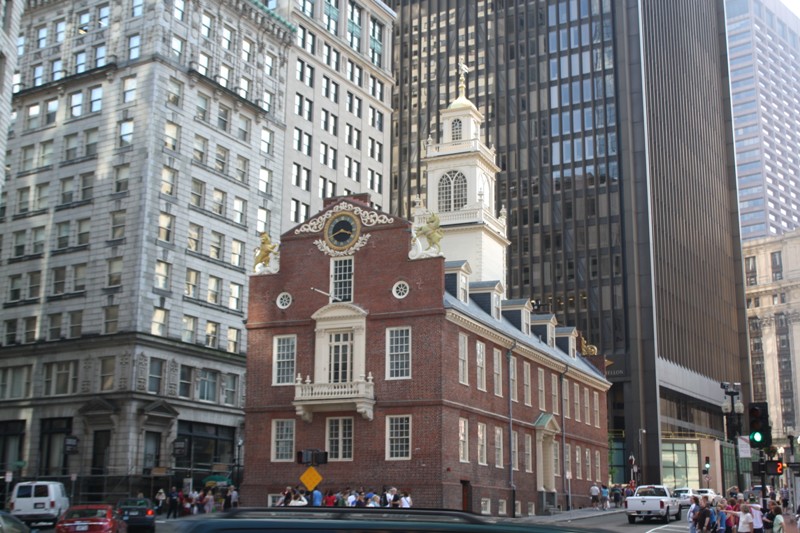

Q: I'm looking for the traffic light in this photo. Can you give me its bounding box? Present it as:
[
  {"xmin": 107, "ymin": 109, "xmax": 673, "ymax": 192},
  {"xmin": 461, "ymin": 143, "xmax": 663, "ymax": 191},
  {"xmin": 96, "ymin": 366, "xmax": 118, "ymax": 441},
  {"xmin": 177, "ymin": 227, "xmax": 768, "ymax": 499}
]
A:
[
  {"xmin": 702, "ymin": 456, "xmax": 711, "ymax": 475},
  {"xmin": 748, "ymin": 402, "xmax": 772, "ymax": 449},
  {"xmin": 296, "ymin": 449, "xmax": 328, "ymax": 466}
]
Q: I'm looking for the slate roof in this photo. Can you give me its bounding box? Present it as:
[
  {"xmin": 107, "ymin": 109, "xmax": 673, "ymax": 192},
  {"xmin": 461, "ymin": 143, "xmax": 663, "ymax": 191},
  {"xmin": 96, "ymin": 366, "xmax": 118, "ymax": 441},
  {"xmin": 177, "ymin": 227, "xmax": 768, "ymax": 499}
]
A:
[{"xmin": 443, "ymin": 291, "xmax": 607, "ymax": 382}]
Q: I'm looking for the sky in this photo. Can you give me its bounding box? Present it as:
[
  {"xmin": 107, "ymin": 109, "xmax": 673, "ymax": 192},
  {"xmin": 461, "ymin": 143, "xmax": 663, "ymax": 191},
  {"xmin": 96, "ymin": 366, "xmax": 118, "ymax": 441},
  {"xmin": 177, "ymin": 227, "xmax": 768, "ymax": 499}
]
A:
[{"xmin": 785, "ymin": 0, "xmax": 800, "ymax": 17}]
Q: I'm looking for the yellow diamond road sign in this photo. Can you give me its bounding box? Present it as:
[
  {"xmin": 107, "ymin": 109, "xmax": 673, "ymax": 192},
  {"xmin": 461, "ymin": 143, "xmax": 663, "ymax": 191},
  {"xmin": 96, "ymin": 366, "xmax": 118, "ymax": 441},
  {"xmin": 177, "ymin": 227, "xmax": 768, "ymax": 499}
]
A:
[{"xmin": 300, "ymin": 466, "xmax": 323, "ymax": 491}]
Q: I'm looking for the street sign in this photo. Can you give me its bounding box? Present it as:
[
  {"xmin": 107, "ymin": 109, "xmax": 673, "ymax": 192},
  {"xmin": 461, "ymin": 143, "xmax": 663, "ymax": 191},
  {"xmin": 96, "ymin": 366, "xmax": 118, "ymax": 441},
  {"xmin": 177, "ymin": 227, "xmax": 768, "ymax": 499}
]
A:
[
  {"xmin": 786, "ymin": 462, "xmax": 800, "ymax": 470},
  {"xmin": 300, "ymin": 466, "xmax": 322, "ymax": 492},
  {"xmin": 704, "ymin": 475, "xmax": 711, "ymax": 482},
  {"xmin": 5, "ymin": 471, "xmax": 12, "ymax": 483},
  {"xmin": 739, "ymin": 436, "xmax": 752, "ymax": 458}
]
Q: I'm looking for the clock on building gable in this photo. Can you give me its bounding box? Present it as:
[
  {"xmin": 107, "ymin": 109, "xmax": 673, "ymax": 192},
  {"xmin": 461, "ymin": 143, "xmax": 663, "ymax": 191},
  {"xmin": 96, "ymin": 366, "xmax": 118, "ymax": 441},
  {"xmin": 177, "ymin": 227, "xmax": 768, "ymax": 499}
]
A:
[
  {"xmin": 324, "ymin": 212, "xmax": 361, "ymax": 251},
  {"xmin": 294, "ymin": 200, "xmax": 395, "ymax": 257}
]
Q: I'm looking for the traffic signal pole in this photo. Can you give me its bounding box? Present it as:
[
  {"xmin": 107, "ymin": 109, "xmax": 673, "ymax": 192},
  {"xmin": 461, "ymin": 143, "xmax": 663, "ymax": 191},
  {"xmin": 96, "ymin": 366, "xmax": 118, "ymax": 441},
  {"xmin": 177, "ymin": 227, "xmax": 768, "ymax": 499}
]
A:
[{"xmin": 761, "ymin": 449, "xmax": 768, "ymax": 509}]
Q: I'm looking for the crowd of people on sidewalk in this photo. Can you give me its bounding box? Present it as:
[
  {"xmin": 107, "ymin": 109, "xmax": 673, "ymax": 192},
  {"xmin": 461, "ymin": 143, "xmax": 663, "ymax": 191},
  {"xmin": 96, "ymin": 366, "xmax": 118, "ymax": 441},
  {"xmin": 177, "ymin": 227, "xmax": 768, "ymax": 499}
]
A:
[
  {"xmin": 274, "ymin": 486, "xmax": 413, "ymax": 508},
  {"xmin": 157, "ymin": 485, "xmax": 240, "ymax": 517},
  {"xmin": 686, "ymin": 490, "xmax": 795, "ymax": 533},
  {"xmin": 588, "ymin": 482, "xmax": 631, "ymax": 510}
]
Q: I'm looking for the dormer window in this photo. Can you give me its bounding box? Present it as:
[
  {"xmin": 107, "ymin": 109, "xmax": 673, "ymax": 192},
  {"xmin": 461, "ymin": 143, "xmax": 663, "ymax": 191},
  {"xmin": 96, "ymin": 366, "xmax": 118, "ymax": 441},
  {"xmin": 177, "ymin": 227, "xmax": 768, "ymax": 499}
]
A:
[
  {"xmin": 438, "ymin": 170, "xmax": 468, "ymax": 212},
  {"xmin": 492, "ymin": 293, "xmax": 501, "ymax": 320},
  {"xmin": 459, "ymin": 273, "xmax": 469, "ymax": 303},
  {"xmin": 452, "ymin": 118, "xmax": 462, "ymax": 141},
  {"xmin": 522, "ymin": 311, "xmax": 530, "ymax": 335},
  {"xmin": 331, "ymin": 257, "xmax": 354, "ymax": 302}
]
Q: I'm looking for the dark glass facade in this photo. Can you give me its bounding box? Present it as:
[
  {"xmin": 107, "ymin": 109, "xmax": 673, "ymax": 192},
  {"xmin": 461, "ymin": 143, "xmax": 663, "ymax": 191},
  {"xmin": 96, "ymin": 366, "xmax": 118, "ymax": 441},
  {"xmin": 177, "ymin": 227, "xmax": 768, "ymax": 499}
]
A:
[{"xmin": 390, "ymin": 0, "xmax": 749, "ymax": 482}]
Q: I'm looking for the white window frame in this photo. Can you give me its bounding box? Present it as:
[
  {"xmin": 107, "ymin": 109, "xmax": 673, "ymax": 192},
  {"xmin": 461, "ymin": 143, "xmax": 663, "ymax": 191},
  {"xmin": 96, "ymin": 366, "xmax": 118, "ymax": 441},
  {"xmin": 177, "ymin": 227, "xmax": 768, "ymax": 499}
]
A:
[
  {"xmin": 584, "ymin": 387, "xmax": 591, "ymax": 425},
  {"xmin": 272, "ymin": 419, "xmax": 295, "ymax": 461},
  {"xmin": 459, "ymin": 418, "xmax": 469, "ymax": 463},
  {"xmin": 476, "ymin": 342, "xmax": 486, "ymax": 391},
  {"xmin": 523, "ymin": 362, "xmax": 531, "ymax": 406},
  {"xmin": 386, "ymin": 327, "xmax": 411, "ymax": 379},
  {"xmin": 494, "ymin": 426, "xmax": 503, "ymax": 468},
  {"xmin": 510, "ymin": 356, "xmax": 518, "ymax": 402},
  {"xmin": 273, "ymin": 335, "xmax": 296, "ymax": 385},
  {"xmin": 385, "ymin": 415, "xmax": 411, "ymax": 460},
  {"xmin": 537, "ymin": 368, "xmax": 545, "ymax": 409},
  {"xmin": 493, "ymin": 348, "xmax": 503, "ymax": 396},
  {"xmin": 593, "ymin": 390, "xmax": 600, "ymax": 427},
  {"xmin": 551, "ymin": 373, "xmax": 559, "ymax": 415},
  {"xmin": 458, "ymin": 333, "xmax": 469, "ymax": 385},
  {"xmin": 524, "ymin": 433, "xmax": 533, "ymax": 472},
  {"xmin": 477, "ymin": 422, "xmax": 487, "ymax": 465},
  {"xmin": 326, "ymin": 417, "xmax": 354, "ymax": 461}
]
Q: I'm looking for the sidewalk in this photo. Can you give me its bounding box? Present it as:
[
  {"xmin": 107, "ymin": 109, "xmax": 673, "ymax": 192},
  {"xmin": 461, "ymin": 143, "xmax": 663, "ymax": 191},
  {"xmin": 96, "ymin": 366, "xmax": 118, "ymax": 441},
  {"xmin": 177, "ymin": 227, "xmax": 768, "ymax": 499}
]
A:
[{"xmin": 515, "ymin": 507, "xmax": 626, "ymax": 524}]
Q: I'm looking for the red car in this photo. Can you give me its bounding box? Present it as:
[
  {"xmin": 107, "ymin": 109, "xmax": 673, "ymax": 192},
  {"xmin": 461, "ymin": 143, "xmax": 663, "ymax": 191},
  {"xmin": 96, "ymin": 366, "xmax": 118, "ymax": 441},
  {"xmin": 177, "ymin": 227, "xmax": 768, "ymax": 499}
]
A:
[{"xmin": 55, "ymin": 505, "xmax": 127, "ymax": 533}]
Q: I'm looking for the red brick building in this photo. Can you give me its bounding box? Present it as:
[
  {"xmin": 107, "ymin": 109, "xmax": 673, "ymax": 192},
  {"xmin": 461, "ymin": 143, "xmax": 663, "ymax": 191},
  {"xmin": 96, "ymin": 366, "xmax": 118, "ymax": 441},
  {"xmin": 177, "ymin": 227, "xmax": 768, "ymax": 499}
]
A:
[{"xmin": 242, "ymin": 74, "xmax": 611, "ymax": 515}]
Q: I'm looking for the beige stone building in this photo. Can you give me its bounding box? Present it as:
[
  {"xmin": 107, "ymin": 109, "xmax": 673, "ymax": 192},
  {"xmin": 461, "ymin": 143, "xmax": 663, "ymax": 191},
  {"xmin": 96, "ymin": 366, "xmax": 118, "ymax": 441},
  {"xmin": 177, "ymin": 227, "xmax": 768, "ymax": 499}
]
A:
[
  {"xmin": 0, "ymin": 0, "xmax": 291, "ymax": 501},
  {"xmin": 743, "ymin": 230, "xmax": 800, "ymax": 441}
]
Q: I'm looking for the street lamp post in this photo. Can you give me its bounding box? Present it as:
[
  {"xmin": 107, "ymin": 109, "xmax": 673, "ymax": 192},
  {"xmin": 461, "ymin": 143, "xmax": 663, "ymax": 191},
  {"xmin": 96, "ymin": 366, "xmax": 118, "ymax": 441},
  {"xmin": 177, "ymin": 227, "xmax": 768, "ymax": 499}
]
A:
[
  {"xmin": 721, "ymin": 382, "xmax": 744, "ymax": 490},
  {"xmin": 236, "ymin": 439, "xmax": 243, "ymax": 488}
]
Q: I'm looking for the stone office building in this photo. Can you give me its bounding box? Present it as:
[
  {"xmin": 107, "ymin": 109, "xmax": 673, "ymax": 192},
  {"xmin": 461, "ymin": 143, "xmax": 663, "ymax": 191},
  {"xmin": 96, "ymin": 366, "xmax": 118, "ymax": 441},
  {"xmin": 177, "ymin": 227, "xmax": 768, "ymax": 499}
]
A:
[{"xmin": 0, "ymin": 0, "xmax": 291, "ymax": 500}]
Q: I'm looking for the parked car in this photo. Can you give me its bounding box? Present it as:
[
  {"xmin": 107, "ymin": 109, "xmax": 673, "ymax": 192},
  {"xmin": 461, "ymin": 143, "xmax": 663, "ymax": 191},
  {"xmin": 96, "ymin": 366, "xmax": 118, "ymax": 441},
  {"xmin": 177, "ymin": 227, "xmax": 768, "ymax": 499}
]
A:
[
  {"xmin": 0, "ymin": 510, "xmax": 37, "ymax": 533},
  {"xmin": 115, "ymin": 499, "xmax": 155, "ymax": 533},
  {"xmin": 9, "ymin": 481, "xmax": 70, "ymax": 526},
  {"xmin": 173, "ymin": 507, "xmax": 584, "ymax": 532},
  {"xmin": 55, "ymin": 505, "xmax": 126, "ymax": 533}
]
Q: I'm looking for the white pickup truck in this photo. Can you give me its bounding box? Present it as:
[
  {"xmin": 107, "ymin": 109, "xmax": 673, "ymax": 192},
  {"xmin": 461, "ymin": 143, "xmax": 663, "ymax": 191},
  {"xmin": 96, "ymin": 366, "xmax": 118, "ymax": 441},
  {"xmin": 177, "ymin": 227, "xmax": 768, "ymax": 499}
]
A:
[{"xmin": 624, "ymin": 485, "xmax": 682, "ymax": 524}]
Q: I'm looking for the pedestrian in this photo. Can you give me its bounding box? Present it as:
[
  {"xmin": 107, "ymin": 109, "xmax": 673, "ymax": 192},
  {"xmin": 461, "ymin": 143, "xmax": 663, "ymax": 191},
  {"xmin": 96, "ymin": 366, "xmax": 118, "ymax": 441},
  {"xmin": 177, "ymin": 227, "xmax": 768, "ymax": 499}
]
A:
[
  {"xmin": 600, "ymin": 484, "xmax": 609, "ymax": 510},
  {"xmin": 311, "ymin": 487, "xmax": 323, "ymax": 507},
  {"xmin": 155, "ymin": 489, "xmax": 166, "ymax": 515},
  {"xmin": 737, "ymin": 503, "xmax": 756, "ymax": 533},
  {"xmin": 772, "ymin": 507, "xmax": 785, "ymax": 533},
  {"xmin": 204, "ymin": 489, "xmax": 215, "ymax": 514},
  {"xmin": 689, "ymin": 496, "xmax": 701, "ymax": 533},
  {"xmin": 611, "ymin": 485, "xmax": 622, "ymax": 508},
  {"xmin": 589, "ymin": 483, "xmax": 600, "ymax": 509},
  {"xmin": 166, "ymin": 487, "xmax": 179, "ymax": 519},
  {"xmin": 694, "ymin": 497, "xmax": 712, "ymax": 533},
  {"xmin": 288, "ymin": 491, "xmax": 307, "ymax": 506},
  {"xmin": 224, "ymin": 487, "xmax": 233, "ymax": 511},
  {"xmin": 400, "ymin": 491, "xmax": 412, "ymax": 508},
  {"xmin": 230, "ymin": 486, "xmax": 239, "ymax": 508}
]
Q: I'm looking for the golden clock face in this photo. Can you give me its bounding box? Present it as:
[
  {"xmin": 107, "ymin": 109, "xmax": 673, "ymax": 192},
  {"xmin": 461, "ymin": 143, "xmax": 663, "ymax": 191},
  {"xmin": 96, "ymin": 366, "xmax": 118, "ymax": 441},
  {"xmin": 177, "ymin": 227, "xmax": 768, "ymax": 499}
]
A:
[{"xmin": 324, "ymin": 212, "xmax": 361, "ymax": 251}]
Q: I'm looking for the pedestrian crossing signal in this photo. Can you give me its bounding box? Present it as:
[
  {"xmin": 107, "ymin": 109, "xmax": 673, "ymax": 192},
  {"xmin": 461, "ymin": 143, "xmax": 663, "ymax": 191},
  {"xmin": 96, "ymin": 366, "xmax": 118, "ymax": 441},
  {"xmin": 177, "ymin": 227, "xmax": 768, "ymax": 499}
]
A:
[{"xmin": 765, "ymin": 460, "xmax": 783, "ymax": 476}]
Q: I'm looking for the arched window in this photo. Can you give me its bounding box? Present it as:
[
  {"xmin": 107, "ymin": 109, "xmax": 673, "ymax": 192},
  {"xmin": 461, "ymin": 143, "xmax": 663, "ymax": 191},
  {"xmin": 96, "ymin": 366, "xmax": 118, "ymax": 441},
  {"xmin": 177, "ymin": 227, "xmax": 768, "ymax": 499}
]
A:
[
  {"xmin": 452, "ymin": 119, "xmax": 463, "ymax": 141},
  {"xmin": 438, "ymin": 170, "xmax": 467, "ymax": 212}
]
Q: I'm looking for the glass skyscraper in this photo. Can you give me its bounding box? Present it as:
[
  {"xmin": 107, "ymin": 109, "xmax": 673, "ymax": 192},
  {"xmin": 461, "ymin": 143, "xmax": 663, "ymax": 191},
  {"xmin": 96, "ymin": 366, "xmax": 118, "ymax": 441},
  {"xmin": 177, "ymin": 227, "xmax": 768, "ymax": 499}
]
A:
[
  {"xmin": 726, "ymin": 0, "xmax": 800, "ymax": 239},
  {"xmin": 391, "ymin": 0, "xmax": 749, "ymax": 483}
]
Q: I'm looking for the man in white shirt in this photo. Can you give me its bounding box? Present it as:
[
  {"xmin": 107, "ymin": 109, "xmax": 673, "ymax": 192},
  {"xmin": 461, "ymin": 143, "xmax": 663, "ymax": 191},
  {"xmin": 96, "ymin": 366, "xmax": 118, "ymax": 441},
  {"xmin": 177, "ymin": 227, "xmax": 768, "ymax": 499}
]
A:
[{"xmin": 589, "ymin": 484, "xmax": 601, "ymax": 509}]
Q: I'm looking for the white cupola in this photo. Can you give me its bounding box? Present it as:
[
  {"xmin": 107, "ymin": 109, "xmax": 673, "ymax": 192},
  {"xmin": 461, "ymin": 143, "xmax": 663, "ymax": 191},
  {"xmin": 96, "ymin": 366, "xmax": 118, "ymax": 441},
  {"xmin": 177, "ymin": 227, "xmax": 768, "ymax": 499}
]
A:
[{"xmin": 418, "ymin": 61, "xmax": 509, "ymax": 291}]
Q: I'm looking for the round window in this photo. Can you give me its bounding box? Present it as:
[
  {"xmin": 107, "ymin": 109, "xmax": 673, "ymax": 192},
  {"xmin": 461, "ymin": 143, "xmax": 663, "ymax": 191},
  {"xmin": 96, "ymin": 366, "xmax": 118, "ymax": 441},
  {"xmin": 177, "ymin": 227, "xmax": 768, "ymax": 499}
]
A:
[
  {"xmin": 276, "ymin": 292, "xmax": 293, "ymax": 309},
  {"xmin": 392, "ymin": 281, "xmax": 410, "ymax": 300}
]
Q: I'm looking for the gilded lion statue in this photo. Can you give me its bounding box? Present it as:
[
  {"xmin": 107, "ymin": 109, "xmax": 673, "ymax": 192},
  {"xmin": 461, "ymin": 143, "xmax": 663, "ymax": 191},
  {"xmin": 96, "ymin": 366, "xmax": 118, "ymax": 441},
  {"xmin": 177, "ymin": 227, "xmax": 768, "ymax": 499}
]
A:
[{"xmin": 254, "ymin": 232, "xmax": 279, "ymax": 272}]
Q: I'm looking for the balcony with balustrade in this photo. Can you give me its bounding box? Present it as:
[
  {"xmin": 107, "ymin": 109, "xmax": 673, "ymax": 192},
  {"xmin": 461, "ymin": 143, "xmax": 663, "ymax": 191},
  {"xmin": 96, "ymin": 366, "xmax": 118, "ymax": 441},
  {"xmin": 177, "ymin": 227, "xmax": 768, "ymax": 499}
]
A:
[{"xmin": 293, "ymin": 372, "xmax": 375, "ymax": 422}]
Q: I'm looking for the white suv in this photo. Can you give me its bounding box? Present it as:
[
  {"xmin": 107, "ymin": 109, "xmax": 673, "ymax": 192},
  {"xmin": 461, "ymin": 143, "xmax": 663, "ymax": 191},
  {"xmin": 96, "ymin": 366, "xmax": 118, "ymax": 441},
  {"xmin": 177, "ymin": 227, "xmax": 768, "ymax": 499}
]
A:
[{"xmin": 9, "ymin": 481, "xmax": 70, "ymax": 526}]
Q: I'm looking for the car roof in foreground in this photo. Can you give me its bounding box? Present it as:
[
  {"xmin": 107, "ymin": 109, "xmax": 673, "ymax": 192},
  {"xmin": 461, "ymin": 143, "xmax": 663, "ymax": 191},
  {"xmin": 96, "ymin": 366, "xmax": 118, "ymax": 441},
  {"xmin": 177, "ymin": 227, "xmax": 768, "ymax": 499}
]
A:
[
  {"xmin": 174, "ymin": 507, "xmax": 583, "ymax": 533},
  {"xmin": 68, "ymin": 505, "xmax": 112, "ymax": 509}
]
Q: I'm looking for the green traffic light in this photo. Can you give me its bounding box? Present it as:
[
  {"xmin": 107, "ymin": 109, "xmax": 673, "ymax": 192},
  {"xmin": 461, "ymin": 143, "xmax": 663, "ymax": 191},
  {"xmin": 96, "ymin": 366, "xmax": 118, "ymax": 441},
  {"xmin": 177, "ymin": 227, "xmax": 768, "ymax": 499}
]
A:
[{"xmin": 751, "ymin": 431, "xmax": 764, "ymax": 443}]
